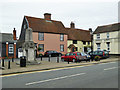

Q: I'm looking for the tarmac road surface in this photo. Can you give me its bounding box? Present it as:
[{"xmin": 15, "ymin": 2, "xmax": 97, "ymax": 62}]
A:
[{"xmin": 2, "ymin": 61, "xmax": 119, "ymax": 88}]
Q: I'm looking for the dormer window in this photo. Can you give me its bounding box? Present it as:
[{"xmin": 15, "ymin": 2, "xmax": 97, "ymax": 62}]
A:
[{"xmin": 38, "ymin": 32, "xmax": 44, "ymax": 40}]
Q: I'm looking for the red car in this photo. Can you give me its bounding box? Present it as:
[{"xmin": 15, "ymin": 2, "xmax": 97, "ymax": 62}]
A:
[{"xmin": 61, "ymin": 52, "xmax": 87, "ymax": 62}]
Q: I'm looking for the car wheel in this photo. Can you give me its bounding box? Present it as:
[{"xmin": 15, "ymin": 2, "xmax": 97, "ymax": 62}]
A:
[{"xmin": 73, "ymin": 59, "xmax": 76, "ymax": 63}]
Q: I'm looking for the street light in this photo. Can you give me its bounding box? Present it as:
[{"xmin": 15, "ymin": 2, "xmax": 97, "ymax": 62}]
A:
[{"xmin": 89, "ymin": 28, "xmax": 93, "ymax": 61}]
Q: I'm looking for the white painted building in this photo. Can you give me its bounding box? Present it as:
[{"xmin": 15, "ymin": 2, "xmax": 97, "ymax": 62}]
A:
[{"xmin": 93, "ymin": 23, "xmax": 120, "ymax": 55}]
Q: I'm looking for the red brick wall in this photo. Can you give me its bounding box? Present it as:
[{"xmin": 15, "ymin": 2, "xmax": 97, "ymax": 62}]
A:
[
  {"xmin": 14, "ymin": 43, "xmax": 16, "ymax": 58},
  {"xmin": 6, "ymin": 43, "xmax": 8, "ymax": 57}
]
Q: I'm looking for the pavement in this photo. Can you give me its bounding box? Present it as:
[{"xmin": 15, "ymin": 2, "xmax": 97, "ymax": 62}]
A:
[{"xmin": 0, "ymin": 56, "xmax": 120, "ymax": 75}]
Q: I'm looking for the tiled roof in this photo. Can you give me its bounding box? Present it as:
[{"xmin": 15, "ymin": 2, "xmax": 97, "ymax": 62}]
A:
[
  {"xmin": 25, "ymin": 16, "xmax": 67, "ymax": 34},
  {"xmin": 93, "ymin": 23, "xmax": 120, "ymax": 34},
  {"xmin": 0, "ymin": 33, "xmax": 14, "ymax": 43},
  {"xmin": 23, "ymin": 16, "xmax": 91, "ymax": 42},
  {"xmin": 65, "ymin": 28, "xmax": 91, "ymax": 41}
]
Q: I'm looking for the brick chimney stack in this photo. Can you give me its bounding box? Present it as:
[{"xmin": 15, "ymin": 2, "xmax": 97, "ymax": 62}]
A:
[
  {"xmin": 89, "ymin": 28, "xmax": 92, "ymax": 34},
  {"xmin": 44, "ymin": 13, "xmax": 51, "ymax": 21},
  {"xmin": 70, "ymin": 22, "xmax": 75, "ymax": 28},
  {"xmin": 13, "ymin": 28, "xmax": 17, "ymax": 40}
]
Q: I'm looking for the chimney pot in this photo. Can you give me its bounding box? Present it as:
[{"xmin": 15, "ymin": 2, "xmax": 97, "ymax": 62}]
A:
[
  {"xmin": 89, "ymin": 28, "xmax": 92, "ymax": 34},
  {"xmin": 44, "ymin": 13, "xmax": 51, "ymax": 21},
  {"xmin": 70, "ymin": 22, "xmax": 75, "ymax": 28},
  {"xmin": 13, "ymin": 28, "xmax": 17, "ymax": 40}
]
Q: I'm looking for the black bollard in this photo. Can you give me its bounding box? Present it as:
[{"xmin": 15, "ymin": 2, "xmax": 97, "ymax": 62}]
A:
[
  {"xmin": 48, "ymin": 55, "xmax": 51, "ymax": 62},
  {"xmin": 57, "ymin": 56, "xmax": 59, "ymax": 63},
  {"xmin": 8, "ymin": 60, "xmax": 10, "ymax": 69},
  {"xmin": 12, "ymin": 58, "xmax": 14, "ymax": 62},
  {"xmin": 41, "ymin": 56, "xmax": 42, "ymax": 61},
  {"xmin": 2, "ymin": 59, "xmax": 4, "ymax": 67},
  {"xmin": 68, "ymin": 58, "xmax": 69, "ymax": 64}
]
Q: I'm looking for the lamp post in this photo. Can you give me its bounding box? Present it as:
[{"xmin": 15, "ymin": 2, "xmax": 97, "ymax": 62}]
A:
[{"xmin": 89, "ymin": 28, "xmax": 93, "ymax": 61}]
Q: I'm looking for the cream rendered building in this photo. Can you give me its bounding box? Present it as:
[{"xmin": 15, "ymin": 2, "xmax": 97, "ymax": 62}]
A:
[
  {"xmin": 67, "ymin": 40, "xmax": 91, "ymax": 52},
  {"xmin": 93, "ymin": 23, "xmax": 120, "ymax": 55},
  {"xmin": 66, "ymin": 22, "xmax": 91, "ymax": 53}
]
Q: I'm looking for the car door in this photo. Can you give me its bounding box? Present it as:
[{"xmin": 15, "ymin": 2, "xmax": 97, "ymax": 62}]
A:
[
  {"xmin": 69, "ymin": 53, "xmax": 75, "ymax": 61},
  {"xmin": 64, "ymin": 53, "xmax": 70, "ymax": 61}
]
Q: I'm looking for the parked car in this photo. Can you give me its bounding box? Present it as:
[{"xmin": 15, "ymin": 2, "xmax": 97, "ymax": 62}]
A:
[
  {"xmin": 61, "ymin": 52, "xmax": 87, "ymax": 62},
  {"xmin": 81, "ymin": 52, "xmax": 91, "ymax": 62},
  {"xmin": 44, "ymin": 50, "xmax": 62, "ymax": 57},
  {"xmin": 88, "ymin": 50, "xmax": 109, "ymax": 61}
]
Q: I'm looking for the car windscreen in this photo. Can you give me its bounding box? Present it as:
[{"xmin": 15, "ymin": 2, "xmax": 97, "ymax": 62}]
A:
[
  {"xmin": 104, "ymin": 51, "xmax": 109, "ymax": 54},
  {"xmin": 53, "ymin": 51, "xmax": 57, "ymax": 53},
  {"xmin": 48, "ymin": 51, "xmax": 54, "ymax": 53},
  {"xmin": 81, "ymin": 53, "xmax": 86, "ymax": 56},
  {"xmin": 66, "ymin": 53, "xmax": 70, "ymax": 56},
  {"xmin": 93, "ymin": 51, "xmax": 98, "ymax": 55},
  {"xmin": 70, "ymin": 53, "xmax": 76, "ymax": 56},
  {"xmin": 77, "ymin": 53, "xmax": 81, "ymax": 56},
  {"xmin": 93, "ymin": 51, "xmax": 103, "ymax": 55}
]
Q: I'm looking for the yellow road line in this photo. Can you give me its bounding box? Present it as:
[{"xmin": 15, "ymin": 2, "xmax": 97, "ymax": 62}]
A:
[{"xmin": 1, "ymin": 64, "xmax": 93, "ymax": 77}]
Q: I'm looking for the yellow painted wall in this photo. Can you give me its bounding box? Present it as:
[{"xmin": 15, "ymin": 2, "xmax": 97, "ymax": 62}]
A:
[{"xmin": 67, "ymin": 40, "xmax": 91, "ymax": 53}]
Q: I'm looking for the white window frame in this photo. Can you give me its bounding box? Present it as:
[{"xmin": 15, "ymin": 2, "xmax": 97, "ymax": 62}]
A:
[
  {"xmin": 60, "ymin": 34, "xmax": 64, "ymax": 41},
  {"xmin": 38, "ymin": 44, "xmax": 44, "ymax": 52},
  {"xmin": 9, "ymin": 44, "xmax": 14, "ymax": 54},
  {"xmin": 38, "ymin": 32, "xmax": 44, "ymax": 41},
  {"xmin": 60, "ymin": 44, "xmax": 64, "ymax": 52},
  {"xmin": 96, "ymin": 34, "xmax": 100, "ymax": 39},
  {"xmin": 96, "ymin": 43, "xmax": 100, "ymax": 50}
]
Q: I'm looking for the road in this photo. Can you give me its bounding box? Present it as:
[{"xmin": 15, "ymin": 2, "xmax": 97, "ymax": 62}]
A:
[{"xmin": 2, "ymin": 61, "xmax": 119, "ymax": 88}]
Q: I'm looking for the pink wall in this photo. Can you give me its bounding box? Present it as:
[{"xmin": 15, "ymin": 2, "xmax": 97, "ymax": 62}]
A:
[{"xmin": 32, "ymin": 32, "xmax": 67, "ymax": 55}]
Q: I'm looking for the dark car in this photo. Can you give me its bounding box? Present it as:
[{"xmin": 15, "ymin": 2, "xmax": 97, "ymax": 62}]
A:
[
  {"xmin": 44, "ymin": 50, "xmax": 62, "ymax": 57},
  {"xmin": 88, "ymin": 50, "xmax": 109, "ymax": 61},
  {"xmin": 61, "ymin": 52, "xmax": 87, "ymax": 62}
]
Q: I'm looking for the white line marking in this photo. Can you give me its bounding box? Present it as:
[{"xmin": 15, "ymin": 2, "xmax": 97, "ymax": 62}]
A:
[
  {"xmin": 25, "ymin": 73, "xmax": 86, "ymax": 86},
  {"xmin": 104, "ymin": 67, "xmax": 118, "ymax": 71},
  {"xmin": 99, "ymin": 62, "xmax": 117, "ymax": 65},
  {"xmin": 109, "ymin": 62, "xmax": 117, "ymax": 64},
  {"xmin": 99, "ymin": 63, "xmax": 110, "ymax": 65}
]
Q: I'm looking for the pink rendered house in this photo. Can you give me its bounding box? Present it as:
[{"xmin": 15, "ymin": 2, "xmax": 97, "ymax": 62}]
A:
[{"xmin": 18, "ymin": 13, "xmax": 68, "ymax": 55}]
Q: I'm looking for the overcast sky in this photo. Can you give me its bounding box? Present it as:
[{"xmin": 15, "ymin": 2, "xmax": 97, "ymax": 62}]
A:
[{"xmin": 0, "ymin": 0, "xmax": 119, "ymax": 39}]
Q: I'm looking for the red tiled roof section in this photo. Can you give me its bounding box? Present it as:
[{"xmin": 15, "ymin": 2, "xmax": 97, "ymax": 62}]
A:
[
  {"xmin": 66, "ymin": 28, "xmax": 91, "ymax": 41},
  {"xmin": 25, "ymin": 16, "xmax": 91, "ymax": 41},
  {"xmin": 25, "ymin": 16, "xmax": 67, "ymax": 34}
]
